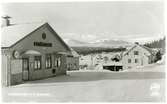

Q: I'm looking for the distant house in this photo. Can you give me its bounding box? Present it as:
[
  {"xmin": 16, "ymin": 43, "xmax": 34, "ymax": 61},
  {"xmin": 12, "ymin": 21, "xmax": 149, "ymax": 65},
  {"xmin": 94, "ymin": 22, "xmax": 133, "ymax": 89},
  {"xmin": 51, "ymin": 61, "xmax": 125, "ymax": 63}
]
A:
[
  {"xmin": 122, "ymin": 42, "xmax": 156, "ymax": 70},
  {"xmin": 1, "ymin": 16, "xmax": 73, "ymax": 86},
  {"xmin": 66, "ymin": 48, "xmax": 79, "ymax": 71},
  {"xmin": 79, "ymin": 52, "xmax": 122, "ymax": 70}
]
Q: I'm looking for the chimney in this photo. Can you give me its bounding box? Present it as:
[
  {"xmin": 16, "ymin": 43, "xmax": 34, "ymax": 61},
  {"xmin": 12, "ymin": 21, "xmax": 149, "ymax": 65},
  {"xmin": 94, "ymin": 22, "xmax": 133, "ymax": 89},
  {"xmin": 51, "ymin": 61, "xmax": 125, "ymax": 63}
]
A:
[
  {"xmin": 1, "ymin": 15, "xmax": 11, "ymax": 27},
  {"xmin": 135, "ymin": 42, "xmax": 139, "ymax": 45}
]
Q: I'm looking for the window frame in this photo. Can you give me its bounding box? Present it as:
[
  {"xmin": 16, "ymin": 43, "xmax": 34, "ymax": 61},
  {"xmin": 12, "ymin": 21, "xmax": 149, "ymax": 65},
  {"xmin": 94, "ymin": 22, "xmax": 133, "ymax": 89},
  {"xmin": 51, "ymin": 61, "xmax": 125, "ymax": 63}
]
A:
[
  {"xmin": 45, "ymin": 54, "xmax": 52, "ymax": 69},
  {"xmin": 22, "ymin": 58, "xmax": 29, "ymax": 71},
  {"xmin": 134, "ymin": 51, "xmax": 139, "ymax": 55},
  {"xmin": 34, "ymin": 56, "xmax": 42, "ymax": 70},
  {"xmin": 135, "ymin": 58, "xmax": 138, "ymax": 63},
  {"xmin": 54, "ymin": 55, "xmax": 61, "ymax": 67}
]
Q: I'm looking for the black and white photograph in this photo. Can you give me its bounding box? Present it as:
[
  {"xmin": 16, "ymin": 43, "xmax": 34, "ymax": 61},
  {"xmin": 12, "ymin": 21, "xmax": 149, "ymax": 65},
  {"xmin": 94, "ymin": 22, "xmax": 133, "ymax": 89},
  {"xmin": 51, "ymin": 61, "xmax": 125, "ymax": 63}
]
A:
[{"xmin": 1, "ymin": 0, "xmax": 166, "ymax": 102}]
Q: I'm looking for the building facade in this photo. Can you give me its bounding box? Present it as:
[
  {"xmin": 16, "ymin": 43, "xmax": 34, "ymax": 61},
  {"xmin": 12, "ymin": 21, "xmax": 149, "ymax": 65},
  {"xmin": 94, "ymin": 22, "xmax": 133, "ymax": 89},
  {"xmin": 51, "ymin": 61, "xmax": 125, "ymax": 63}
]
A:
[
  {"xmin": 79, "ymin": 52, "xmax": 122, "ymax": 70},
  {"xmin": 1, "ymin": 21, "xmax": 72, "ymax": 86},
  {"xmin": 122, "ymin": 43, "xmax": 156, "ymax": 70}
]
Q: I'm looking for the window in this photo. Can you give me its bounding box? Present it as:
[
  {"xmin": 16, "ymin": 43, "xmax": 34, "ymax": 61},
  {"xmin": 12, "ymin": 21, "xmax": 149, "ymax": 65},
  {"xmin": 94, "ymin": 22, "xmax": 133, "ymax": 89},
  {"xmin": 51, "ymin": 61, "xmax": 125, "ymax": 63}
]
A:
[
  {"xmin": 23, "ymin": 58, "xmax": 29, "ymax": 71},
  {"xmin": 134, "ymin": 51, "xmax": 139, "ymax": 55},
  {"xmin": 42, "ymin": 33, "xmax": 46, "ymax": 39},
  {"xmin": 128, "ymin": 59, "xmax": 131, "ymax": 63},
  {"xmin": 135, "ymin": 59, "xmax": 138, "ymax": 63},
  {"xmin": 54, "ymin": 55, "xmax": 57, "ymax": 67},
  {"xmin": 34, "ymin": 56, "xmax": 41, "ymax": 70},
  {"xmin": 57, "ymin": 57, "xmax": 61, "ymax": 67},
  {"xmin": 54, "ymin": 55, "xmax": 61, "ymax": 67},
  {"xmin": 46, "ymin": 54, "xmax": 52, "ymax": 69}
]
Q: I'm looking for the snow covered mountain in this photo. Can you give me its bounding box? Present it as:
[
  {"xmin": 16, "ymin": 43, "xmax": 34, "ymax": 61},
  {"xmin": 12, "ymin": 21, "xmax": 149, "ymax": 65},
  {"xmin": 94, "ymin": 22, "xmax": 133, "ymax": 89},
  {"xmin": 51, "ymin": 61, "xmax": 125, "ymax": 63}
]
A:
[{"xmin": 64, "ymin": 38, "xmax": 132, "ymax": 48}]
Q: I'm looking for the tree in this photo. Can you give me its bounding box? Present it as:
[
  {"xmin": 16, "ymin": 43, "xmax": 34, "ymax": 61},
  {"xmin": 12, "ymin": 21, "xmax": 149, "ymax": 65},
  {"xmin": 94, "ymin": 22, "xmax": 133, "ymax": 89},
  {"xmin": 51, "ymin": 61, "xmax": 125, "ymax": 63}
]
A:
[{"xmin": 155, "ymin": 50, "xmax": 162, "ymax": 62}]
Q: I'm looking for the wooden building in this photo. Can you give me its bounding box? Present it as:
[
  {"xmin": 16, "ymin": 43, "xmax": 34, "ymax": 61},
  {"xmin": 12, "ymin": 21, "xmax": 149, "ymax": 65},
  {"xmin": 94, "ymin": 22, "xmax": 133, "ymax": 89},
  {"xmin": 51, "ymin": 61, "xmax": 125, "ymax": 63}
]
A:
[
  {"xmin": 1, "ymin": 17, "xmax": 72, "ymax": 86},
  {"xmin": 66, "ymin": 48, "xmax": 79, "ymax": 71},
  {"xmin": 122, "ymin": 42, "xmax": 156, "ymax": 70}
]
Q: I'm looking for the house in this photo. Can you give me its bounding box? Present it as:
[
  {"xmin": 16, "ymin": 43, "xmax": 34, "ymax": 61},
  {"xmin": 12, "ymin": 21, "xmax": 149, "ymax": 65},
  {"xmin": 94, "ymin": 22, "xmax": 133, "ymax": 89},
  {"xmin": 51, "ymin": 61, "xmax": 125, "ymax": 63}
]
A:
[
  {"xmin": 66, "ymin": 48, "xmax": 79, "ymax": 71},
  {"xmin": 79, "ymin": 52, "xmax": 123, "ymax": 70},
  {"xmin": 122, "ymin": 42, "xmax": 156, "ymax": 70},
  {"xmin": 1, "ymin": 16, "xmax": 72, "ymax": 86}
]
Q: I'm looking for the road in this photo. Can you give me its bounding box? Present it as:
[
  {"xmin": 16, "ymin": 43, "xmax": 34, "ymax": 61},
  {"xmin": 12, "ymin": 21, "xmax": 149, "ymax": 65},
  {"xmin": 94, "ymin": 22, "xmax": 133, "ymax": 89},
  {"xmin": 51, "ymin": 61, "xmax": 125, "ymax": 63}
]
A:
[{"xmin": 2, "ymin": 69, "xmax": 165, "ymax": 102}]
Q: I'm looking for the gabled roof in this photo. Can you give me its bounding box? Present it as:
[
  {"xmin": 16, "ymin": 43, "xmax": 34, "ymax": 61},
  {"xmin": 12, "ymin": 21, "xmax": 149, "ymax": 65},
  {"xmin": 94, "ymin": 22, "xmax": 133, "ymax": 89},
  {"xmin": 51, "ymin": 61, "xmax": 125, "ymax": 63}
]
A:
[
  {"xmin": 1, "ymin": 22, "xmax": 71, "ymax": 51},
  {"xmin": 141, "ymin": 45, "xmax": 154, "ymax": 55},
  {"xmin": 123, "ymin": 45, "xmax": 136, "ymax": 56},
  {"xmin": 2, "ymin": 22, "xmax": 45, "ymax": 48},
  {"xmin": 123, "ymin": 44, "xmax": 154, "ymax": 56}
]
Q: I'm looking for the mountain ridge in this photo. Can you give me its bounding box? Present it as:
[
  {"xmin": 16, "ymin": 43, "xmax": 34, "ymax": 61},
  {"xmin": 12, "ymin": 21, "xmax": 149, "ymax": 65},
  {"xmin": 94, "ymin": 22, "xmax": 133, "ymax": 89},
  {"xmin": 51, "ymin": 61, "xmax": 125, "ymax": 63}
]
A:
[{"xmin": 64, "ymin": 38, "xmax": 132, "ymax": 48}]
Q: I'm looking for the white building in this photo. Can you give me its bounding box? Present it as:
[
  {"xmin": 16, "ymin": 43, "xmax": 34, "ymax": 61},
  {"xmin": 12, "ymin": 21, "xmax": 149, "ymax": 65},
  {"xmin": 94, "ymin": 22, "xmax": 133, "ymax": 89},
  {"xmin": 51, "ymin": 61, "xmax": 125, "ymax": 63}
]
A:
[
  {"xmin": 122, "ymin": 43, "xmax": 156, "ymax": 70},
  {"xmin": 79, "ymin": 52, "xmax": 122, "ymax": 70}
]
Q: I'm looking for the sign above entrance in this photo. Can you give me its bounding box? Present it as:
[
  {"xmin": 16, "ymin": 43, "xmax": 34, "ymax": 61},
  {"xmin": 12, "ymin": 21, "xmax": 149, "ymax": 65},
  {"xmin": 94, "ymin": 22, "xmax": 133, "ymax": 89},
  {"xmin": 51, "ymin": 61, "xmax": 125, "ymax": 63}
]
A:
[{"xmin": 34, "ymin": 42, "xmax": 52, "ymax": 47}]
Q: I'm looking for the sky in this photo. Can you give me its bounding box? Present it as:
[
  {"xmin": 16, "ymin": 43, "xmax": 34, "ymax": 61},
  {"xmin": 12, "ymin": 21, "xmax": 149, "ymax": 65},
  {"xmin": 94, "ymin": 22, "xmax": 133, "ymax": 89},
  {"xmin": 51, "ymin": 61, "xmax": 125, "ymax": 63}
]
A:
[{"xmin": 2, "ymin": 1, "xmax": 164, "ymax": 43}]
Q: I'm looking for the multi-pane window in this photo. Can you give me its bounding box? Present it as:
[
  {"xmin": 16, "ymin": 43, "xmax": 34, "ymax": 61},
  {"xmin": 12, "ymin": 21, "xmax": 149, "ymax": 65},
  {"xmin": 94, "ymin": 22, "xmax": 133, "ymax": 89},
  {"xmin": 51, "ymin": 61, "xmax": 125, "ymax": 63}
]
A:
[
  {"xmin": 34, "ymin": 56, "xmax": 41, "ymax": 70},
  {"xmin": 23, "ymin": 58, "xmax": 29, "ymax": 71},
  {"xmin": 57, "ymin": 57, "xmax": 61, "ymax": 67},
  {"xmin": 135, "ymin": 59, "xmax": 138, "ymax": 63},
  {"xmin": 54, "ymin": 55, "xmax": 61, "ymax": 67},
  {"xmin": 128, "ymin": 59, "xmax": 131, "ymax": 63},
  {"xmin": 46, "ymin": 54, "xmax": 52, "ymax": 68},
  {"xmin": 134, "ymin": 51, "xmax": 139, "ymax": 55}
]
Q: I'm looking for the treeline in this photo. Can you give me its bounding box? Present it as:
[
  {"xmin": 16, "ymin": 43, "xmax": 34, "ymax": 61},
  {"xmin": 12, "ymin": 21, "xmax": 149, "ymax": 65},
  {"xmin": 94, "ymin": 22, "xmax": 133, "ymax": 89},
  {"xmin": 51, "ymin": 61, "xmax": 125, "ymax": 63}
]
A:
[
  {"xmin": 144, "ymin": 37, "xmax": 165, "ymax": 50},
  {"xmin": 72, "ymin": 46, "xmax": 126, "ymax": 55}
]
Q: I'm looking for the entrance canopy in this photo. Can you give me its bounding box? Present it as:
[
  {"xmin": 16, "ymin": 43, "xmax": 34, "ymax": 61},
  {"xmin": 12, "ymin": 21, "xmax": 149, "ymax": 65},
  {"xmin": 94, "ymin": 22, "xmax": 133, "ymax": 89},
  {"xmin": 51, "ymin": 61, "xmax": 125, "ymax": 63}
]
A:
[
  {"xmin": 56, "ymin": 52, "xmax": 72, "ymax": 56},
  {"xmin": 22, "ymin": 50, "xmax": 41, "ymax": 55}
]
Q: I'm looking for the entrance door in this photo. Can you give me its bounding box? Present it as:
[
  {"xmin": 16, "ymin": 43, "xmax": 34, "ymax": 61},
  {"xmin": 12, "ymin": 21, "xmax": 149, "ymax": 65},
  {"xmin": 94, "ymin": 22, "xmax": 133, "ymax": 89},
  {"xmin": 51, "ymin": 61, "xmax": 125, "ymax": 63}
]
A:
[{"xmin": 22, "ymin": 58, "xmax": 29, "ymax": 81}]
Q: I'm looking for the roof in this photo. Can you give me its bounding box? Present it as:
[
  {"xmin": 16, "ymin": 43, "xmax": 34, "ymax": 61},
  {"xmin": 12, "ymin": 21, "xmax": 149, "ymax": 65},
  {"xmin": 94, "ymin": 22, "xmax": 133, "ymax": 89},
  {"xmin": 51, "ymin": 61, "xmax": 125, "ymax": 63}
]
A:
[
  {"xmin": 70, "ymin": 48, "xmax": 80, "ymax": 57},
  {"xmin": 123, "ymin": 44, "xmax": 154, "ymax": 56},
  {"xmin": 1, "ymin": 22, "xmax": 45, "ymax": 48},
  {"xmin": 1, "ymin": 22, "xmax": 71, "ymax": 51},
  {"xmin": 23, "ymin": 50, "xmax": 41, "ymax": 55},
  {"xmin": 141, "ymin": 45, "xmax": 154, "ymax": 55}
]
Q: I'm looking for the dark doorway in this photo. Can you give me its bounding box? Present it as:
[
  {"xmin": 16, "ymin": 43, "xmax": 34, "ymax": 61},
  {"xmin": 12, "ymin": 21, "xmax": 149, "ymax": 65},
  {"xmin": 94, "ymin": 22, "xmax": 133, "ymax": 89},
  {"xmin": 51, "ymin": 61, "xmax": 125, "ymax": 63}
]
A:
[{"xmin": 22, "ymin": 58, "xmax": 29, "ymax": 81}]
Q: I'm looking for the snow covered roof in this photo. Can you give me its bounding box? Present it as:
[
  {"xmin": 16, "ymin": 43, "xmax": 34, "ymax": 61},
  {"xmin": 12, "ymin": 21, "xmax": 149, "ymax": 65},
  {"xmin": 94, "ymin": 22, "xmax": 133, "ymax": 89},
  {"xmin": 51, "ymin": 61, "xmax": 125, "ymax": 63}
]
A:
[
  {"xmin": 123, "ymin": 44, "xmax": 154, "ymax": 56},
  {"xmin": 1, "ymin": 22, "xmax": 45, "ymax": 48},
  {"xmin": 23, "ymin": 50, "xmax": 41, "ymax": 55},
  {"xmin": 1, "ymin": 22, "xmax": 72, "ymax": 52}
]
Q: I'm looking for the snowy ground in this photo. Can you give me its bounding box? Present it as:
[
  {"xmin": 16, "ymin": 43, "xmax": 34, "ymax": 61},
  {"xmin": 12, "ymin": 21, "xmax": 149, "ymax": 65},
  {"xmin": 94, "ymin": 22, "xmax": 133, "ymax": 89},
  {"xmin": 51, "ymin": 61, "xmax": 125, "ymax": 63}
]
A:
[{"xmin": 2, "ymin": 64, "xmax": 165, "ymax": 102}]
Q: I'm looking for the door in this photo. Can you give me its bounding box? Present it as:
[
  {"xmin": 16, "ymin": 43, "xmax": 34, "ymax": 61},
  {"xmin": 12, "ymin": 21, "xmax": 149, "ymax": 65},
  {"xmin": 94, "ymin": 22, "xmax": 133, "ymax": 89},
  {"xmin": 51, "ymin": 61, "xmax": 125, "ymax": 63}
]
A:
[{"xmin": 22, "ymin": 58, "xmax": 29, "ymax": 81}]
